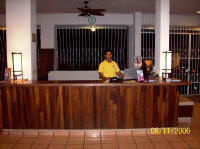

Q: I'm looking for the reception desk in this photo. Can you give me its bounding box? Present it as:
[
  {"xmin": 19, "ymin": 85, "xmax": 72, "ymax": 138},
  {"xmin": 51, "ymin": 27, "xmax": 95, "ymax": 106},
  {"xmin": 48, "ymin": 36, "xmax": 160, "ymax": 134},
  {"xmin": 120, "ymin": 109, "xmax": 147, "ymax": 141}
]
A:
[{"xmin": 0, "ymin": 80, "xmax": 189, "ymax": 130}]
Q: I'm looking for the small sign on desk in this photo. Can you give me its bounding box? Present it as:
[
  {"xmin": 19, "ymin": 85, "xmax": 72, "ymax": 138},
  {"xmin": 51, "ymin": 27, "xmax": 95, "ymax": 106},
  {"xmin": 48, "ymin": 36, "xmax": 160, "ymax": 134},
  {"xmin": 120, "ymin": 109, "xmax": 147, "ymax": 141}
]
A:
[
  {"xmin": 136, "ymin": 70, "xmax": 144, "ymax": 82},
  {"xmin": 4, "ymin": 68, "xmax": 11, "ymax": 81}
]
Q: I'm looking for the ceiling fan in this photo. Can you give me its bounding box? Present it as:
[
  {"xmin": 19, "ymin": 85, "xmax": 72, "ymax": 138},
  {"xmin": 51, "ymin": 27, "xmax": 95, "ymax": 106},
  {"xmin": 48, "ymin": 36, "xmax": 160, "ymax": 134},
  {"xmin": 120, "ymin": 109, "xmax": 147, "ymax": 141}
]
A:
[{"xmin": 77, "ymin": 1, "xmax": 106, "ymax": 17}]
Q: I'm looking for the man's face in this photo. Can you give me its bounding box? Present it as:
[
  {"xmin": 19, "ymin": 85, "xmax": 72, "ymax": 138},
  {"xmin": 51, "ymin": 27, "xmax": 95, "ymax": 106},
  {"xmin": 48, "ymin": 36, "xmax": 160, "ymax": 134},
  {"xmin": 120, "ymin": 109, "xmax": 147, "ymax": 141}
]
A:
[{"xmin": 105, "ymin": 51, "xmax": 112, "ymax": 60}]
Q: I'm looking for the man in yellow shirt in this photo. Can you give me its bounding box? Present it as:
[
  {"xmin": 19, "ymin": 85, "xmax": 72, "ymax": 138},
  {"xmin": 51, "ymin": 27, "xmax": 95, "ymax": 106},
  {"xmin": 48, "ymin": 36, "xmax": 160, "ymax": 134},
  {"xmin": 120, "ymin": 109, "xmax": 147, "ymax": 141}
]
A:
[{"xmin": 98, "ymin": 49, "xmax": 124, "ymax": 80}]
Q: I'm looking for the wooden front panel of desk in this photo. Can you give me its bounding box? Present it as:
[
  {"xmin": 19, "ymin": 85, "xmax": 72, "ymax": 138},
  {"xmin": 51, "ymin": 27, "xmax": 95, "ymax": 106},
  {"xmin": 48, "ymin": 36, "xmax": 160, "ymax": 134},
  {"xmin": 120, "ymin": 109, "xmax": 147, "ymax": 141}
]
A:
[{"xmin": 0, "ymin": 84, "xmax": 180, "ymax": 129}]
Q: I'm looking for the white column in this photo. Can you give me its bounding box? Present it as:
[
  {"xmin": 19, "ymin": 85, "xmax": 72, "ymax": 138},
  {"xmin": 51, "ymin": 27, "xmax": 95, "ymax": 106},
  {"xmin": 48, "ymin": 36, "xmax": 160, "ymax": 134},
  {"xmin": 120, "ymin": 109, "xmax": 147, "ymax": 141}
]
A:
[
  {"xmin": 134, "ymin": 12, "xmax": 142, "ymax": 57},
  {"xmin": 155, "ymin": 0, "xmax": 170, "ymax": 76},
  {"xmin": 6, "ymin": 0, "xmax": 37, "ymax": 80}
]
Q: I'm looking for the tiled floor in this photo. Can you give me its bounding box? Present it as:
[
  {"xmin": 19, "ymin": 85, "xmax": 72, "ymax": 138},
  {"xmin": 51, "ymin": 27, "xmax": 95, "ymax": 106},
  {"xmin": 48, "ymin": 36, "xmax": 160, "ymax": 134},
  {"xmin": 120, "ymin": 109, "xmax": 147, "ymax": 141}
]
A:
[{"xmin": 0, "ymin": 127, "xmax": 200, "ymax": 149}]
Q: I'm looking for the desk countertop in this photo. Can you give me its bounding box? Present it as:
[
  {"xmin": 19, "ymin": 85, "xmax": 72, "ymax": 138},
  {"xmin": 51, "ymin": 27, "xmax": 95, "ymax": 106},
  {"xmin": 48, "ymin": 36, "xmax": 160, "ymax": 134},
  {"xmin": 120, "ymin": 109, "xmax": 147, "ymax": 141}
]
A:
[{"xmin": 0, "ymin": 79, "xmax": 190, "ymax": 87}]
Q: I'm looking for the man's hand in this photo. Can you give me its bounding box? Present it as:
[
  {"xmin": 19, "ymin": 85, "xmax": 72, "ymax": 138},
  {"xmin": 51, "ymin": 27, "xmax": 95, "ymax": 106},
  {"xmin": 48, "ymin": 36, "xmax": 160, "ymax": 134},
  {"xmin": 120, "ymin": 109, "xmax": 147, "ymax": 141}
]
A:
[
  {"xmin": 116, "ymin": 71, "xmax": 124, "ymax": 79},
  {"xmin": 99, "ymin": 72, "xmax": 109, "ymax": 80}
]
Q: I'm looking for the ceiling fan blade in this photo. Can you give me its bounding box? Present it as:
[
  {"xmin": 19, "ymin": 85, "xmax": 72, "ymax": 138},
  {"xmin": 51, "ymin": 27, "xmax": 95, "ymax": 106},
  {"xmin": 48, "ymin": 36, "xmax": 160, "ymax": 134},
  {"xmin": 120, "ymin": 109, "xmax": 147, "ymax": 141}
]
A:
[
  {"xmin": 77, "ymin": 7, "xmax": 90, "ymax": 11},
  {"xmin": 90, "ymin": 10, "xmax": 104, "ymax": 16},
  {"xmin": 78, "ymin": 13, "xmax": 90, "ymax": 17},
  {"xmin": 92, "ymin": 9, "xmax": 106, "ymax": 12},
  {"xmin": 77, "ymin": 7, "xmax": 92, "ymax": 13},
  {"xmin": 92, "ymin": 13, "xmax": 104, "ymax": 16},
  {"xmin": 78, "ymin": 1, "xmax": 105, "ymax": 17}
]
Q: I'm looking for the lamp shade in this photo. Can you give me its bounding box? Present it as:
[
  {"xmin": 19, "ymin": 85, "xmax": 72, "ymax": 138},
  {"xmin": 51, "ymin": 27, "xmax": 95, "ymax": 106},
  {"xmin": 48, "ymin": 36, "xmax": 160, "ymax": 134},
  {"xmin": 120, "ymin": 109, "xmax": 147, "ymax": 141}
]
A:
[
  {"xmin": 166, "ymin": 52, "xmax": 172, "ymax": 73},
  {"xmin": 12, "ymin": 52, "xmax": 23, "ymax": 80},
  {"xmin": 162, "ymin": 51, "xmax": 172, "ymax": 78}
]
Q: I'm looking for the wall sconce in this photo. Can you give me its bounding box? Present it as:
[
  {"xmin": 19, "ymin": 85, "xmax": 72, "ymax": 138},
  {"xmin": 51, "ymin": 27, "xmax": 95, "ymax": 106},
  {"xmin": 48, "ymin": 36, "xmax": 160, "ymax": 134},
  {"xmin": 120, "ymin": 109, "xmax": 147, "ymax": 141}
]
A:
[
  {"xmin": 12, "ymin": 52, "xmax": 23, "ymax": 81},
  {"xmin": 162, "ymin": 51, "xmax": 172, "ymax": 79}
]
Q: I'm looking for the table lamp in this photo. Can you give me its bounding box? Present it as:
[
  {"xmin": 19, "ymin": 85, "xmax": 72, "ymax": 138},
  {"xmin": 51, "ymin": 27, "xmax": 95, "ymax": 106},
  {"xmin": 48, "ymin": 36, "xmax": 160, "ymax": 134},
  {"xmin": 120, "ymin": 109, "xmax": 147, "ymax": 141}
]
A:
[
  {"xmin": 162, "ymin": 51, "xmax": 172, "ymax": 80},
  {"xmin": 12, "ymin": 52, "xmax": 23, "ymax": 81}
]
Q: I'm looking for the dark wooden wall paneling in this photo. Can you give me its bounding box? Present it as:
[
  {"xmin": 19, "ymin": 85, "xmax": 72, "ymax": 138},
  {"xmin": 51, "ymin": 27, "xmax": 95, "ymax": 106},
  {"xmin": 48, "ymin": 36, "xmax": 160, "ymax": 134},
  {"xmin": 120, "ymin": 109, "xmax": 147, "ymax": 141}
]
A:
[{"xmin": 0, "ymin": 85, "xmax": 180, "ymax": 129}]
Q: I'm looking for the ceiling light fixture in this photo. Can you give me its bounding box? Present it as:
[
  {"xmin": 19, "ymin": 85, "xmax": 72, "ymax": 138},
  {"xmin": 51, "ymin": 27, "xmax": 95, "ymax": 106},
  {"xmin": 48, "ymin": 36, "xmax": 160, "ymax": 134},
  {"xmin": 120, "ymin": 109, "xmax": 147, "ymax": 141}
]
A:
[{"xmin": 91, "ymin": 26, "xmax": 96, "ymax": 32}]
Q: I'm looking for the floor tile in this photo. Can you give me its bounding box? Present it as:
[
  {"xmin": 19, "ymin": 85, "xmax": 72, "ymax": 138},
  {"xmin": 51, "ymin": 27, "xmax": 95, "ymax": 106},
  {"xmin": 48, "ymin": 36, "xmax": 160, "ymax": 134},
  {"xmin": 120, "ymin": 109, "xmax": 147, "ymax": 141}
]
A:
[
  {"xmin": 34, "ymin": 137, "xmax": 52, "ymax": 144},
  {"xmin": 117, "ymin": 136, "xmax": 135, "ymax": 144},
  {"xmin": 1, "ymin": 128, "xmax": 199, "ymax": 149},
  {"xmin": 2, "ymin": 130, "xmax": 9, "ymax": 136},
  {"xmin": 67, "ymin": 137, "xmax": 84, "ymax": 144},
  {"xmin": 17, "ymin": 137, "xmax": 36, "ymax": 144},
  {"xmin": 84, "ymin": 137, "xmax": 100, "ymax": 144},
  {"xmin": 170, "ymin": 141, "xmax": 190, "ymax": 149},
  {"xmin": 163, "ymin": 134, "xmax": 183, "ymax": 142},
  {"xmin": 190, "ymin": 129, "xmax": 200, "ymax": 135},
  {"xmin": 37, "ymin": 136, "xmax": 53, "ymax": 138},
  {"xmin": 101, "ymin": 136, "xmax": 117, "ymax": 144},
  {"xmin": 0, "ymin": 136, "xmax": 9, "ymax": 143},
  {"xmin": 30, "ymin": 144, "xmax": 48, "ymax": 149},
  {"xmin": 50, "ymin": 138, "xmax": 68, "ymax": 144},
  {"xmin": 117, "ymin": 129, "xmax": 132, "ymax": 136},
  {"xmin": 21, "ymin": 136, "xmax": 38, "ymax": 139},
  {"xmin": 145, "ymin": 129, "xmax": 152, "ymax": 135},
  {"xmin": 186, "ymin": 141, "xmax": 200, "ymax": 149},
  {"xmin": 39, "ymin": 130, "xmax": 53, "ymax": 137},
  {"xmin": 119, "ymin": 143, "xmax": 137, "ymax": 149},
  {"xmin": 101, "ymin": 129, "xmax": 116, "ymax": 136},
  {"xmin": 54, "ymin": 130, "xmax": 69, "ymax": 137},
  {"xmin": 102, "ymin": 143, "xmax": 119, "ymax": 149},
  {"xmin": 181, "ymin": 135, "xmax": 199, "ymax": 141},
  {"xmin": 9, "ymin": 130, "xmax": 23, "ymax": 136},
  {"xmin": 66, "ymin": 144, "xmax": 83, "ymax": 149},
  {"xmin": 153, "ymin": 142, "xmax": 173, "ymax": 149},
  {"xmin": 84, "ymin": 144, "xmax": 101, "ymax": 149},
  {"xmin": 0, "ymin": 144, "xmax": 14, "ymax": 149},
  {"xmin": 23, "ymin": 130, "xmax": 38, "ymax": 136},
  {"xmin": 70, "ymin": 130, "xmax": 84, "ymax": 137},
  {"xmin": 12, "ymin": 144, "xmax": 31, "ymax": 149},
  {"xmin": 1, "ymin": 136, "xmax": 21, "ymax": 144},
  {"xmin": 48, "ymin": 144, "xmax": 66, "ymax": 149},
  {"xmin": 148, "ymin": 135, "xmax": 168, "ymax": 143},
  {"xmin": 137, "ymin": 142, "xmax": 155, "ymax": 149},
  {"xmin": 85, "ymin": 130, "xmax": 100, "ymax": 137},
  {"xmin": 134, "ymin": 136, "xmax": 151, "ymax": 143},
  {"xmin": 132, "ymin": 129, "xmax": 147, "ymax": 136}
]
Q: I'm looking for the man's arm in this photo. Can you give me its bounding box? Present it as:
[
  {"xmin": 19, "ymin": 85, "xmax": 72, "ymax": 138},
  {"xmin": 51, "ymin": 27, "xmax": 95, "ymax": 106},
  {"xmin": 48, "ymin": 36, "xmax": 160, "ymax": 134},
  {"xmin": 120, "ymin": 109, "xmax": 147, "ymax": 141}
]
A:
[
  {"xmin": 116, "ymin": 71, "xmax": 124, "ymax": 79},
  {"xmin": 114, "ymin": 62, "xmax": 124, "ymax": 79},
  {"xmin": 99, "ymin": 72, "xmax": 109, "ymax": 80}
]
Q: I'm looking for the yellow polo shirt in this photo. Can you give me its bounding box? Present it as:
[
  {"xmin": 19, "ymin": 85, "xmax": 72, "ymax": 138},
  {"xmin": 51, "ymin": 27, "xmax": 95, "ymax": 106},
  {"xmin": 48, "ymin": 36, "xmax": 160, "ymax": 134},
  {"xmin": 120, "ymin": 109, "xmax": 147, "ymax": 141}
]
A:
[{"xmin": 98, "ymin": 60, "xmax": 120, "ymax": 78}]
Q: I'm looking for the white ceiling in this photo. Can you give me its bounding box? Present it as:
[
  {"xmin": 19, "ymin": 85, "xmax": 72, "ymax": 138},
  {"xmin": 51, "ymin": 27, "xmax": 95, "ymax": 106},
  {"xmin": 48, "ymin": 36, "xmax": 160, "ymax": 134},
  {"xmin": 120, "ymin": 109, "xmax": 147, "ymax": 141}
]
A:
[{"xmin": 0, "ymin": 0, "xmax": 200, "ymax": 14}]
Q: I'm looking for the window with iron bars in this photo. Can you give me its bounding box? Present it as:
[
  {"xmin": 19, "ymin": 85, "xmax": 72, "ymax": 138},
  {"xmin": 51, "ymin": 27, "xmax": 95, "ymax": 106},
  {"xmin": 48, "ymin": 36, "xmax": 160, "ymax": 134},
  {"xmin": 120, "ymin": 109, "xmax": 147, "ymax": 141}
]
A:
[
  {"xmin": 55, "ymin": 26, "xmax": 128, "ymax": 71},
  {"xmin": 141, "ymin": 25, "xmax": 200, "ymax": 95}
]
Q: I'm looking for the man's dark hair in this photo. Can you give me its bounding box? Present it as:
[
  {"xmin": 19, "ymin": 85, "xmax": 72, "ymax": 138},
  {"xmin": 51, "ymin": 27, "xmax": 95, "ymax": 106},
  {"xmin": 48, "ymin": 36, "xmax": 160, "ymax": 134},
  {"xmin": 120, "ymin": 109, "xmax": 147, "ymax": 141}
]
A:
[{"xmin": 104, "ymin": 49, "xmax": 113, "ymax": 55}]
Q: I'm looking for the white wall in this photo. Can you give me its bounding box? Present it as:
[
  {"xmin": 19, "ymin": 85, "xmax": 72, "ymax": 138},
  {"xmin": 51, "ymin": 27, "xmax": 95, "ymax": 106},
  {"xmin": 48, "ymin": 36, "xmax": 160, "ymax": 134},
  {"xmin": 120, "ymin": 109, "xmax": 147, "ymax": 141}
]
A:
[
  {"xmin": 31, "ymin": 0, "xmax": 37, "ymax": 80},
  {"xmin": 142, "ymin": 13, "xmax": 200, "ymax": 26},
  {"xmin": 38, "ymin": 13, "xmax": 134, "ymax": 49}
]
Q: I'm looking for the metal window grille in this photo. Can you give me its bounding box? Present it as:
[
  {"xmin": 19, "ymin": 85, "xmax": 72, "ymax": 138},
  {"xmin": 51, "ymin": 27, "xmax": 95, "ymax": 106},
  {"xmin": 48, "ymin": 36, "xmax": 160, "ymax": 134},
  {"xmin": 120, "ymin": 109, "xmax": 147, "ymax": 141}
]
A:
[
  {"xmin": 141, "ymin": 25, "xmax": 155, "ymax": 65},
  {"xmin": 141, "ymin": 25, "xmax": 200, "ymax": 95},
  {"xmin": 37, "ymin": 28, "xmax": 41, "ymax": 66},
  {"xmin": 0, "ymin": 28, "xmax": 7, "ymax": 80},
  {"xmin": 55, "ymin": 26, "xmax": 128, "ymax": 70}
]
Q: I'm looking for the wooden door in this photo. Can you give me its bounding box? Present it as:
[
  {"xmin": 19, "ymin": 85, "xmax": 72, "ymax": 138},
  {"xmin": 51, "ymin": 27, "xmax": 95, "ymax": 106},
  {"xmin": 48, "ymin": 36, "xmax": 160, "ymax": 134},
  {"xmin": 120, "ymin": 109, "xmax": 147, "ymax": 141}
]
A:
[{"xmin": 37, "ymin": 49, "xmax": 54, "ymax": 80}]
